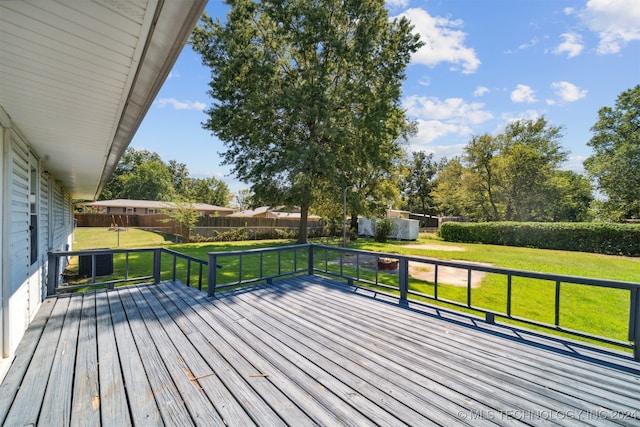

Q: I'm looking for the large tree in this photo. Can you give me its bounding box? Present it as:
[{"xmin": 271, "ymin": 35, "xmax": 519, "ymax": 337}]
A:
[
  {"xmin": 188, "ymin": 177, "xmax": 233, "ymax": 206},
  {"xmin": 402, "ymin": 151, "xmax": 439, "ymax": 216},
  {"xmin": 433, "ymin": 117, "xmax": 589, "ymax": 222},
  {"xmin": 100, "ymin": 148, "xmax": 175, "ymax": 201},
  {"xmin": 584, "ymin": 85, "xmax": 640, "ymax": 220},
  {"xmin": 191, "ymin": 0, "xmax": 422, "ymax": 243},
  {"xmin": 497, "ymin": 117, "xmax": 568, "ymax": 221}
]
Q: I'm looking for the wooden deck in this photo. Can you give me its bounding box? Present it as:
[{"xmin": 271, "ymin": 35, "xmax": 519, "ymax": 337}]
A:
[{"xmin": 0, "ymin": 275, "xmax": 639, "ymax": 426}]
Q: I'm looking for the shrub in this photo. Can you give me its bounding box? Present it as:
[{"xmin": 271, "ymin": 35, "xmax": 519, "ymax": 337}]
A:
[
  {"xmin": 374, "ymin": 218, "xmax": 397, "ymax": 243},
  {"xmin": 438, "ymin": 222, "xmax": 640, "ymax": 256}
]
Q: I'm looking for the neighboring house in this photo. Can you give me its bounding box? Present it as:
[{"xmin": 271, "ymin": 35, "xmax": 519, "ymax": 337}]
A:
[
  {"xmin": 229, "ymin": 206, "xmax": 322, "ymax": 220},
  {"xmin": 0, "ymin": 0, "xmax": 206, "ymax": 380},
  {"xmin": 80, "ymin": 199, "xmax": 235, "ymax": 217}
]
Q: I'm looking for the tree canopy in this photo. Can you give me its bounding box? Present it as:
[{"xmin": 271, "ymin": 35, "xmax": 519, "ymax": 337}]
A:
[
  {"xmin": 402, "ymin": 151, "xmax": 439, "ymax": 217},
  {"xmin": 191, "ymin": 0, "xmax": 422, "ymax": 242},
  {"xmin": 584, "ymin": 85, "xmax": 640, "ymax": 220},
  {"xmin": 99, "ymin": 147, "xmax": 232, "ymax": 206},
  {"xmin": 433, "ymin": 117, "xmax": 592, "ymax": 222}
]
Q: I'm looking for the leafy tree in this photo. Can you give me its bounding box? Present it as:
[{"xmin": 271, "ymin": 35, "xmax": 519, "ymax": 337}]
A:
[
  {"xmin": 402, "ymin": 151, "xmax": 439, "ymax": 216},
  {"xmin": 234, "ymin": 189, "xmax": 254, "ymax": 210},
  {"xmin": 497, "ymin": 117, "xmax": 567, "ymax": 221},
  {"xmin": 584, "ymin": 85, "xmax": 640, "ymax": 220},
  {"xmin": 162, "ymin": 198, "xmax": 200, "ymax": 242},
  {"xmin": 119, "ymin": 159, "xmax": 175, "ymax": 201},
  {"xmin": 547, "ymin": 170, "xmax": 593, "ymax": 222},
  {"xmin": 191, "ymin": 0, "xmax": 422, "ymax": 243},
  {"xmin": 100, "ymin": 147, "xmax": 164, "ymax": 200},
  {"xmin": 432, "ymin": 157, "xmax": 467, "ymax": 216},
  {"xmin": 434, "ymin": 117, "xmax": 587, "ymax": 222},
  {"xmin": 168, "ymin": 160, "xmax": 190, "ymax": 196},
  {"xmin": 188, "ymin": 177, "xmax": 233, "ymax": 206},
  {"xmin": 462, "ymin": 134, "xmax": 502, "ymax": 220}
]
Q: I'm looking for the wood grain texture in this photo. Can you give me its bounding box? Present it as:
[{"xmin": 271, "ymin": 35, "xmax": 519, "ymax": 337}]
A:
[{"xmin": 1, "ymin": 277, "xmax": 639, "ymax": 426}]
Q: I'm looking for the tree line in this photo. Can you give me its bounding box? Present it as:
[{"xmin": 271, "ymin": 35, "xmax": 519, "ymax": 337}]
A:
[
  {"xmin": 403, "ymin": 86, "xmax": 639, "ymax": 223},
  {"xmin": 189, "ymin": 0, "xmax": 638, "ymax": 243},
  {"xmin": 98, "ymin": 147, "xmax": 233, "ymax": 207}
]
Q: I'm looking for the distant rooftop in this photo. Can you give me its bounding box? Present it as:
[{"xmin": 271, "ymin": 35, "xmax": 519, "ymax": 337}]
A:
[{"xmin": 81, "ymin": 199, "xmax": 234, "ymax": 212}]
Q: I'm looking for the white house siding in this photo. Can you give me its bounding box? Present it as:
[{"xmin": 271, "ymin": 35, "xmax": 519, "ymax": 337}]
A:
[
  {"xmin": 0, "ymin": 111, "xmax": 73, "ymax": 373},
  {"xmin": 39, "ymin": 169, "xmax": 50, "ymax": 303},
  {"xmin": 6, "ymin": 133, "xmax": 31, "ymax": 357}
]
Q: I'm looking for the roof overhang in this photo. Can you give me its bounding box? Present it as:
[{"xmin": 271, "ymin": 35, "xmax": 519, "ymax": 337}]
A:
[{"xmin": 0, "ymin": 0, "xmax": 207, "ymax": 200}]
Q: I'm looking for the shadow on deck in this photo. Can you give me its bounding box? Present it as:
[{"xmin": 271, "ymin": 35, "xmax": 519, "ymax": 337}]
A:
[{"xmin": 0, "ymin": 275, "xmax": 638, "ymax": 426}]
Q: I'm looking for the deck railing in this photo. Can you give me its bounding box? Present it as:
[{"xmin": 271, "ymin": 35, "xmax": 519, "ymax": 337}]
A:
[
  {"xmin": 207, "ymin": 244, "xmax": 310, "ymax": 294},
  {"xmin": 47, "ymin": 247, "xmax": 207, "ymax": 294},
  {"xmin": 310, "ymin": 244, "xmax": 640, "ymax": 361},
  {"xmin": 48, "ymin": 243, "xmax": 640, "ymax": 360}
]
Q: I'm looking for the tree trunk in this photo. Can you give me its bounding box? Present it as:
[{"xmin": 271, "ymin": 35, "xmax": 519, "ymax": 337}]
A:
[{"xmin": 296, "ymin": 203, "xmax": 309, "ymax": 244}]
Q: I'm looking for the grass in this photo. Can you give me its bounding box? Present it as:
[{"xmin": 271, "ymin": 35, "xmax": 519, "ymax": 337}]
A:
[
  {"xmin": 73, "ymin": 227, "xmax": 175, "ymax": 250},
  {"xmin": 69, "ymin": 228, "xmax": 640, "ymax": 350},
  {"xmin": 351, "ymin": 234, "xmax": 640, "ymax": 346}
]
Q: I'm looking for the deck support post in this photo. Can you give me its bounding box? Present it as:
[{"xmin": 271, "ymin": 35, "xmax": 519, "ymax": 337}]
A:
[
  {"xmin": 307, "ymin": 244, "xmax": 314, "ymax": 276},
  {"xmin": 399, "ymin": 257, "xmax": 409, "ymax": 304},
  {"xmin": 486, "ymin": 313, "xmax": 495, "ymax": 324},
  {"xmin": 208, "ymin": 253, "xmax": 218, "ymax": 297},
  {"xmin": 152, "ymin": 248, "xmax": 162, "ymax": 284},
  {"xmin": 630, "ymin": 288, "xmax": 640, "ymax": 361},
  {"xmin": 47, "ymin": 252, "xmax": 59, "ymax": 296}
]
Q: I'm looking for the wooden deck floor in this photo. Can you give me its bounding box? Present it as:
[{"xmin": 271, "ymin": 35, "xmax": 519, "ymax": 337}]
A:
[{"xmin": 0, "ymin": 275, "xmax": 639, "ymax": 426}]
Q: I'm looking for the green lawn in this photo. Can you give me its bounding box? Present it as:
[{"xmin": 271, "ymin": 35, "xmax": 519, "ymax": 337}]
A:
[
  {"xmin": 70, "ymin": 228, "xmax": 640, "ymax": 350},
  {"xmin": 73, "ymin": 227, "xmax": 175, "ymax": 250}
]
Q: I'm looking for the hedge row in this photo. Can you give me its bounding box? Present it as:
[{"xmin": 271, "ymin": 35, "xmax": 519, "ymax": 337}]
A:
[{"xmin": 438, "ymin": 222, "xmax": 640, "ymax": 256}]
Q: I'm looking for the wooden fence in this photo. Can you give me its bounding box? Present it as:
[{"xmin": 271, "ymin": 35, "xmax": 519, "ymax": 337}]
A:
[{"xmin": 74, "ymin": 214, "xmax": 325, "ymax": 239}]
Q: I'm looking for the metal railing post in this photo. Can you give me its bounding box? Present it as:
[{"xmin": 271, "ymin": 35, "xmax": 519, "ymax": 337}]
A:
[
  {"xmin": 47, "ymin": 252, "xmax": 59, "ymax": 296},
  {"xmin": 308, "ymin": 244, "xmax": 314, "ymax": 275},
  {"xmin": 630, "ymin": 288, "xmax": 640, "ymax": 361},
  {"xmin": 208, "ymin": 253, "xmax": 218, "ymax": 297},
  {"xmin": 153, "ymin": 248, "xmax": 162, "ymax": 284},
  {"xmin": 399, "ymin": 257, "xmax": 409, "ymax": 304}
]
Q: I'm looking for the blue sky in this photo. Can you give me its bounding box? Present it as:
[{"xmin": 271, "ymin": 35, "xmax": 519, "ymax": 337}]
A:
[{"xmin": 130, "ymin": 0, "xmax": 640, "ymax": 196}]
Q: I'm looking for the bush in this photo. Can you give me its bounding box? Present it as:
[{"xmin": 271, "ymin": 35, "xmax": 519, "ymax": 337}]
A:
[
  {"xmin": 438, "ymin": 222, "xmax": 640, "ymax": 256},
  {"xmin": 374, "ymin": 218, "xmax": 397, "ymax": 243}
]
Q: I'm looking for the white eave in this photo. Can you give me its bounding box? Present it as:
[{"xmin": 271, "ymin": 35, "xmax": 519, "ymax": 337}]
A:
[{"xmin": 0, "ymin": 0, "xmax": 207, "ymax": 199}]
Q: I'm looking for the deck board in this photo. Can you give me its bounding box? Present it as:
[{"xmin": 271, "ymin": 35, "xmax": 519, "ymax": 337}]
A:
[
  {"xmin": 265, "ymin": 278, "xmax": 633, "ymax": 418},
  {"xmin": 106, "ymin": 288, "xmax": 161, "ymax": 425},
  {"xmin": 1, "ymin": 275, "xmax": 639, "ymax": 426},
  {"xmin": 3, "ymin": 296, "xmax": 70, "ymax": 426},
  {"xmin": 0, "ymin": 297, "xmax": 55, "ymax": 422},
  {"xmin": 71, "ymin": 292, "xmax": 100, "ymax": 426},
  {"xmin": 95, "ymin": 291, "xmax": 130, "ymax": 426}
]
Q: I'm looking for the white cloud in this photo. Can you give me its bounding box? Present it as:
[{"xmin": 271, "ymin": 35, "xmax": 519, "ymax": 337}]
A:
[
  {"xmin": 402, "ymin": 95, "xmax": 493, "ymax": 145},
  {"xmin": 397, "ymin": 8, "xmax": 480, "ymax": 74},
  {"xmin": 510, "ymin": 84, "xmax": 537, "ymax": 103},
  {"xmin": 551, "ymin": 81, "xmax": 587, "ymax": 102},
  {"xmin": 412, "ymin": 120, "xmax": 467, "ymax": 144},
  {"xmin": 553, "ymin": 33, "xmax": 584, "ymax": 58},
  {"xmin": 581, "ymin": 0, "xmax": 640, "ymax": 54},
  {"xmin": 500, "ymin": 110, "xmax": 541, "ymax": 125},
  {"xmin": 404, "ymin": 95, "xmax": 493, "ymax": 124},
  {"xmin": 386, "ymin": 0, "xmax": 409, "ymax": 9},
  {"xmin": 518, "ymin": 37, "xmax": 539, "ymax": 51},
  {"xmin": 167, "ymin": 71, "xmax": 180, "ymax": 79},
  {"xmin": 407, "ymin": 142, "xmax": 467, "ymax": 159},
  {"xmin": 157, "ymin": 98, "xmax": 206, "ymax": 111},
  {"xmin": 473, "ymin": 86, "xmax": 489, "ymax": 97},
  {"xmin": 564, "ymin": 7, "xmax": 575, "ymax": 15}
]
